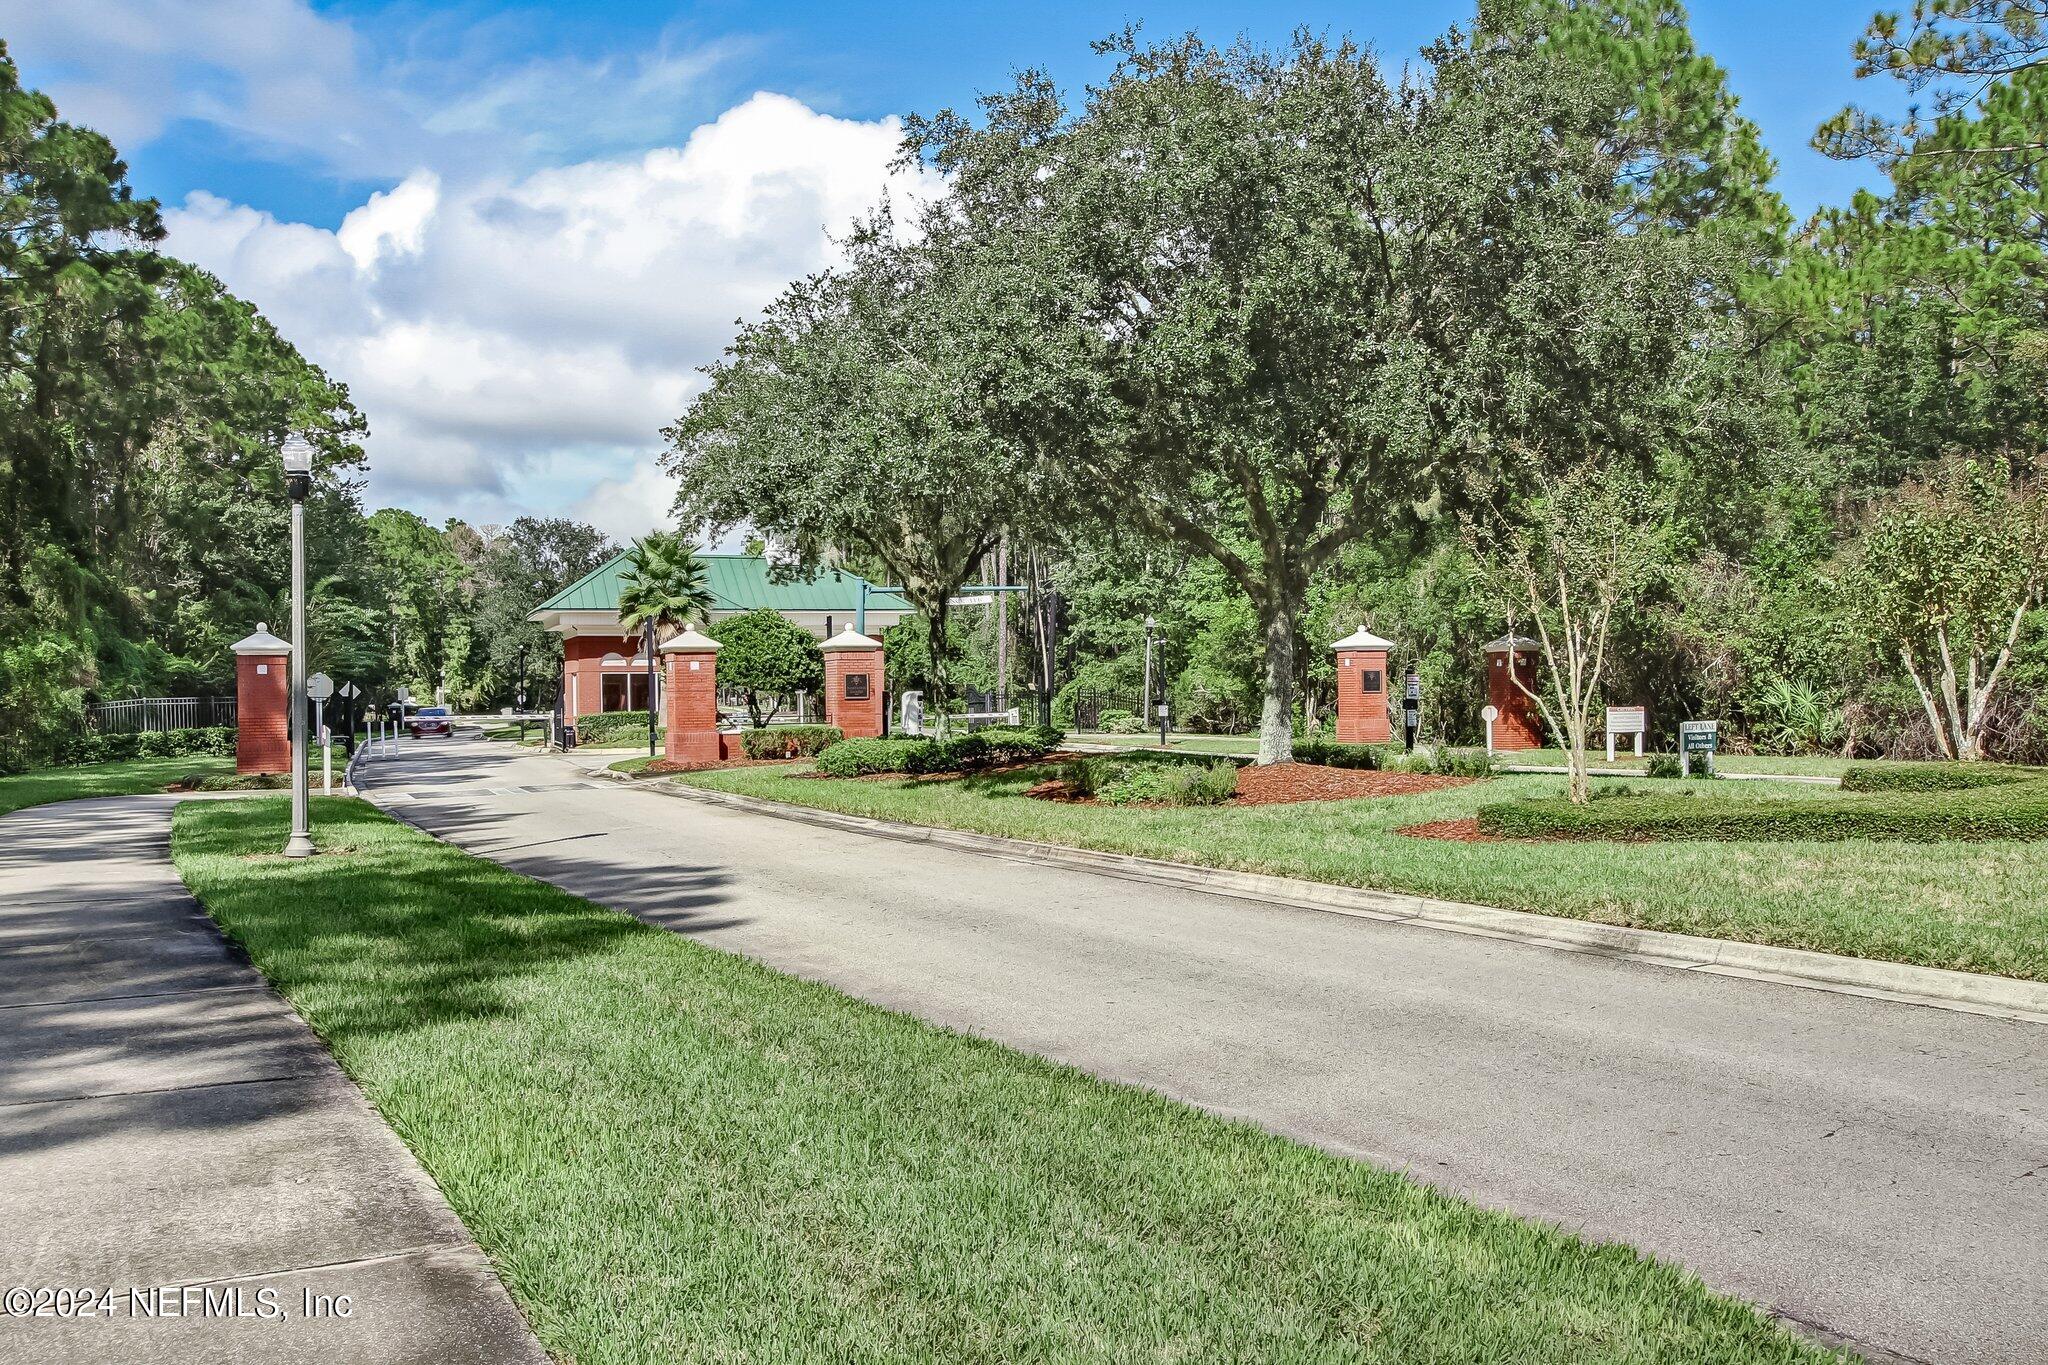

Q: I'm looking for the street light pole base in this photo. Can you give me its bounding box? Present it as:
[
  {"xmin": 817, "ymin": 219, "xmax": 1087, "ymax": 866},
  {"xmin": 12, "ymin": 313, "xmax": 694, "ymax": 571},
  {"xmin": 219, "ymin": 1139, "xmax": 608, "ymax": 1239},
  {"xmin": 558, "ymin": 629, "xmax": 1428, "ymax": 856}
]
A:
[{"xmin": 283, "ymin": 832, "xmax": 316, "ymax": 858}]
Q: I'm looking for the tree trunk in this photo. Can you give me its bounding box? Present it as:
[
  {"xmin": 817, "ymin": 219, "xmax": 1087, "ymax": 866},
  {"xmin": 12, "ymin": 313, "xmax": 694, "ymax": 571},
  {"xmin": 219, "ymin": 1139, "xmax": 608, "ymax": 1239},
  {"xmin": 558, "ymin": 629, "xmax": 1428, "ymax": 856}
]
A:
[{"xmin": 1256, "ymin": 595, "xmax": 1296, "ymax": 766}]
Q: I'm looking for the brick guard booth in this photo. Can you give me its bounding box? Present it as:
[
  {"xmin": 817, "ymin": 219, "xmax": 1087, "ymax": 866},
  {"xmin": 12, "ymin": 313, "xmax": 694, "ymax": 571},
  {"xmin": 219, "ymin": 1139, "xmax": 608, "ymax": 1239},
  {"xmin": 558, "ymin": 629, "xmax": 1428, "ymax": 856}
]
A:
[
  {"xmin": 1484, "ymin": 634, "xmax": 1544, "ymax": 752},
  {"xmin": 232, "ymin": 624, "xmax": 292, "ymax": 774},
  {"xmin": 1331, "ymin": 625, "xmax": 1395, "ymax": 745},
  {"xmin": 820, "ymin": 627, "xmax": 885, "ymax": 739},
  {"xmin": 659, "ymin": 625, "xmax": 722, "ymax": 765}
]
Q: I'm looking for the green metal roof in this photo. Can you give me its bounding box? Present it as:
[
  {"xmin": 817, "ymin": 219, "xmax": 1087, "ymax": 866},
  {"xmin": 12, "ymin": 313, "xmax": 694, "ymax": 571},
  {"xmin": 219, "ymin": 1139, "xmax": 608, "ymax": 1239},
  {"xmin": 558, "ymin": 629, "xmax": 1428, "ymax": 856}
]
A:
[{"xmin": 531, "ymin": 553, "xmax": 912, "ymax": 617}]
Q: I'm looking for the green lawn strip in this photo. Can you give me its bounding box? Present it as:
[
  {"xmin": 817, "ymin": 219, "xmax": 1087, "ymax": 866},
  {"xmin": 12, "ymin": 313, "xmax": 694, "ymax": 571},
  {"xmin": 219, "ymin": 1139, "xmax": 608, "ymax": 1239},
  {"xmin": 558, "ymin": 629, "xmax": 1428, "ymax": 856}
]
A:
[
  {"xmin": 606, "ymin": 755, "xmax": 660, "ymax": 776},
  {"xmin": 1071, "ymin": 730, "xmax": 1259, "ymax": 755},
  {"xmin": 171, "ymin": 796, "xmax": 1832, "ymax": 1365},
  {"xmin": 0, "ymin": 755, "xmax": 235, "ymax": 816},
  {"xmin": 1497, "ymin": 750, "xmax": 1929, "ymax": 779},
  {"xmin": 681, "ymin": 766, "xmax": 2048, "ymax": 982},
  {"xmin": 1481, "ymin": 779, "xmax": 2048, "ymax": 842}
]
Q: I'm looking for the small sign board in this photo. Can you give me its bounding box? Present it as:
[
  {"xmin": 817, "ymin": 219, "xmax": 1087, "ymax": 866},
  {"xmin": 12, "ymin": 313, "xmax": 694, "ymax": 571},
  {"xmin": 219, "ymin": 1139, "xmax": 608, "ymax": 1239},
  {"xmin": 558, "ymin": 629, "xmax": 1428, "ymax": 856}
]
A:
[
  {"xmin": 1361, "ymin": 668, "xmax": 1383, "ymax": 694},
  {"xmin": 306, "ymin": 672, "xmax": 334, "ymax": 703},
  {"xmin": 844, "ymin": 673, "xmax": 870, "ymax": 700},
  {"xmin": 1404, "ymin": 674, "xmax": 1421, "ymax": 703},
  {"xmin": 1606, "ymin": 705, "xmax": 1647, "ymax": 762},
  {"xmin": 1678, "ymin": 719, "xmax": 1719, "ymax": 776}
]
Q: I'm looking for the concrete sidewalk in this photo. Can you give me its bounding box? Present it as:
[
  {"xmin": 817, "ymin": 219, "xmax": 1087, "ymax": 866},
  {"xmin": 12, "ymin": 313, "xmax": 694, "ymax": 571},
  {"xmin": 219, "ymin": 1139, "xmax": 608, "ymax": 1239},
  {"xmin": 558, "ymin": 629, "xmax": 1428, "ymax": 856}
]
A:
[{"xmin": 0, "ymin": 795, "xmax": 542, "ymax": 1365}]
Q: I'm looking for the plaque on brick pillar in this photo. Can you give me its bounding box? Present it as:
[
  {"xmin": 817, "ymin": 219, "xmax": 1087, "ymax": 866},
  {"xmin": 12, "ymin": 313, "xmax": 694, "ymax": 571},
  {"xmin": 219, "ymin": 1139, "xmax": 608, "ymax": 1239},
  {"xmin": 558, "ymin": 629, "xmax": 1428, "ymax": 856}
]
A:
[
  {"xmin": 231, "ymin": 623, "xmax": 293, "ymax": 774},
  {"xmin": 1330, "ymin": 625, "xmax": 1394, "ymax": 746},
  {"xmin": 821, "ymin": 627, "xmax": 886, "ymax": 738}
]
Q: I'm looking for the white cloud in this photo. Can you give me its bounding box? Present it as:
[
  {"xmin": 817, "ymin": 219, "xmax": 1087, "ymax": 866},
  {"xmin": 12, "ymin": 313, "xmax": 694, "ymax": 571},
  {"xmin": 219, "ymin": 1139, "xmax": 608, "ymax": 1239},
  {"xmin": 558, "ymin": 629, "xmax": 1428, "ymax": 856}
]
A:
[{"xmin": 161, "ymin": 93, "xmax": 939, "ymax": 526}]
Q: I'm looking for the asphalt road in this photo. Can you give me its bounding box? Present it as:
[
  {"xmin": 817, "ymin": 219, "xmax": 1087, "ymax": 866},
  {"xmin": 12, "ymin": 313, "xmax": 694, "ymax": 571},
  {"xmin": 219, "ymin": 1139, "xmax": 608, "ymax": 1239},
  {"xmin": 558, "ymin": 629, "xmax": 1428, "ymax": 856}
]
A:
[{"xmin": 360, "ymin": 734, "xmax": 2048, "ymax": 1365}]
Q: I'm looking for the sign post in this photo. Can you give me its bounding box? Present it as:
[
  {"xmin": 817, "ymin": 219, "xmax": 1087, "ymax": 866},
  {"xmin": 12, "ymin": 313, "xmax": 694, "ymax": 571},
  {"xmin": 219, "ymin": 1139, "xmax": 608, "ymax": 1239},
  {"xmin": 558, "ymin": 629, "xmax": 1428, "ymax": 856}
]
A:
[
  {"xmin": 307, "ymin": 673, "xmax": 334, "ymax": 794},
  {"xmin": 1402, "ymin": 667, "xmax": 1422, "ymax": 752},
  {"xmin": 1678, "ymin": 719, "xmax": 1719, "ymax": 777},
  {"xmin": 1157, "ymin": 701, "xmax": 1170, "ymax": 749},
  {"xmin": 1481, "ymin": 703, "xmax": 1500, "ymax": 755},
  {"xmin": 1605, "ymin": 705, "xmax": 1647, "ymax": 763}
]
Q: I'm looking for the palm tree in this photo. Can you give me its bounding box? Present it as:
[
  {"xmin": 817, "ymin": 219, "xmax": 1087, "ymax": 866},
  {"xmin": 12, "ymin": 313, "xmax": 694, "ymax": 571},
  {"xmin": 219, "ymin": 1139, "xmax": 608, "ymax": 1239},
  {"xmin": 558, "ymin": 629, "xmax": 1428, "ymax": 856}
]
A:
[{"xmin": 616, "ymin": 533, "xmax": 716, "ymax": 753}]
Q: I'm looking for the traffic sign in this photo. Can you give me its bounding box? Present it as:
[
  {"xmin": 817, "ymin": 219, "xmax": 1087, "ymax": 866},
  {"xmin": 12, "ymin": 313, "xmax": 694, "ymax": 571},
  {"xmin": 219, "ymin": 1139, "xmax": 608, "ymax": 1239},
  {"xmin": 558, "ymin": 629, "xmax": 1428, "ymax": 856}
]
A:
[{"xmin": 306, "ymin": 672, "xmax": 334, "ymax": 702}]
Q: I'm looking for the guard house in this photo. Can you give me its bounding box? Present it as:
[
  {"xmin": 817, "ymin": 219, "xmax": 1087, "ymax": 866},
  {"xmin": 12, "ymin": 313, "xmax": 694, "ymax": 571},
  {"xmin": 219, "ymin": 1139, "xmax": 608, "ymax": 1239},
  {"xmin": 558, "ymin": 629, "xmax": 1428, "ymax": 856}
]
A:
[
  {"xmin": 527, "ymin": 554, "xmax": 911, "ymax": 721},
  {"xmin": 1484, "ymin": 634, "xmax": 1544, "ymax": 752}
]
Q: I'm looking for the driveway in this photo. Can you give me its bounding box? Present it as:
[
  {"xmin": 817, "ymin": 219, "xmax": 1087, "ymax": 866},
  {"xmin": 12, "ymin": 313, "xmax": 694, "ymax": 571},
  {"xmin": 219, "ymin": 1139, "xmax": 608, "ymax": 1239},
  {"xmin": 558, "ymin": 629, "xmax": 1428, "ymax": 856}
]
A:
[{"xmin": 362, "ymin": 735, "xmax": 2048, "ymax": 1365}]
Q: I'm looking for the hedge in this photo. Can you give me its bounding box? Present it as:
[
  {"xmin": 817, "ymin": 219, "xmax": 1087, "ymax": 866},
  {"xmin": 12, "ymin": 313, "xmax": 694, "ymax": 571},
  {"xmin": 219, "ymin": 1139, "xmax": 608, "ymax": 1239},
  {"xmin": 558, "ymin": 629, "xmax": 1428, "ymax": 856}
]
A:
[
  {"xmin": 1478, "ymin": 779, "xmax": 2048, "ymax": 842},
  {"xmin": 575, "ymin": 711, "xmax": 661, "ymax": 746},
  {"xmin": 814, "ymin": 738, "xmax": 935, "ymax": 777},
  {"xmin": 1290, "ymin": 739, "xmax": 1389, "ymax": 770},
  {"xmin": 1839, "ymin": 762, "xmax": 2048, "ymax": 793},
  {"xmin": 740, "ymin": 725, "xmax": 842, "ymax": 759},
  {"xmin": 58, "ymin": 727, "xmax": 236, "ymax": 766}
]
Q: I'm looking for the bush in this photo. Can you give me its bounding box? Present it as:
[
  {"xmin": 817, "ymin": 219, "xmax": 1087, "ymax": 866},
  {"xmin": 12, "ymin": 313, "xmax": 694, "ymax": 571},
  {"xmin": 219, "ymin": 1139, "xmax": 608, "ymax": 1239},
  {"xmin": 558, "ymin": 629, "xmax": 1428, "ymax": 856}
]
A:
[
  {"xmin": 814, "ymin": 738, "xmax": 936, "ymax": 777},
  {"xmin": 1290, "ymin": 739, "xmax": 1388, "ymax": 770},
  {"xmin": 575, "ymin": 711, "xmax": 661, "ymax": 746},
  {"xmin": 57, "ymin": 726, "xmax": 236, "ymax": 766},
  {"xmin": 1096, "ymin": 709, "xmax": 1146, "ymax": 734},
  {"xmin": 1063, "ymin": 753, "xmax": 1239, "ymax": 806},
  {"xmin": 1478, "ymin": 777, "xmax": 2048, "ymax": 842},
  {"xmin": 739, "ymin": 725, "xmax": 842, "ymax": 759},
  {"xmin": 1383, "ymin": 746, "xmax": 1496, "ymax": 778},
  {"xmin": 1839, "ymin": 762, "xmax": 2048, "ymax": 793},
  {"xmin": 1645, "ymin": 754, "xmax": 1682, "ymax": 779}
]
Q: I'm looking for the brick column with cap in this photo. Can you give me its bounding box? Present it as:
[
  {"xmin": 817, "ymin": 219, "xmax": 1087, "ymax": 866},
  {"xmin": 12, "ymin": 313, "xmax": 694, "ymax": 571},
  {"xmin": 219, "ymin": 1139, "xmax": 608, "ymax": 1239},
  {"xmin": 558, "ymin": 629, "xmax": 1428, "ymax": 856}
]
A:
[
  {"xmin": 659, "ymin": 625, "xmax": 722, "ymax": 765},
  {"xmin": 821, "ymin": 627, "xmax": 885, "ymax": 739},
  {"xmin": 1331, "ymin": 625, "xmax": 1394, "ymax": 745},
  {"xmin": 1485, "ymin": 635, "xmax": 1544, "ymax": 751},
  {"xmin": 232, "ymin": 623, "xmax": 293, "ymax": 774}
]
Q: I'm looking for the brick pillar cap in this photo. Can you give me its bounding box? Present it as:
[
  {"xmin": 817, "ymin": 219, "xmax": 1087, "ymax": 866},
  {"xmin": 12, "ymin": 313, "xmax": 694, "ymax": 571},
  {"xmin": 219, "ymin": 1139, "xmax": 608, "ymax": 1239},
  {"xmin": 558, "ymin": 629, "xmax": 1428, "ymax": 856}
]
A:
[
  {"xmin": 232, "ymin": 623, "xmax": 291, "ymax": 654},
  {"xmin": 820, "ymin": 627, "xmax": 883, "ymax": 652},
  {"xmin": 1331, "ymin": 625, "xmax": 1394, "ymax": 652},
  {"xmin": 1483, "ymin": 634, "xmax": 1541, "ymax": 653},
  {"xmin": 657, "ymin": 623, "xmax": 722, "ymax": 653}
]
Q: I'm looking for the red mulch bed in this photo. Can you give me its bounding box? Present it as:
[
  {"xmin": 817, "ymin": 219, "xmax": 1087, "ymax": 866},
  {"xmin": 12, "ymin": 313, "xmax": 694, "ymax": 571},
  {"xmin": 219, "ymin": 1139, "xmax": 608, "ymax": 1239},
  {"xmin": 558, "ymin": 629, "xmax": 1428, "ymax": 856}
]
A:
[
  {"xmin": 1395, "ymin": 816, "xmax": 1508, "ymax": 843},
  {"xmin": 640, "ymin": 756, "xmax": 797, "ymax": 775},
  {"xmin": 1020, "ymin": 762, "xmax": 1474, "ymax": 808},
  {"xmin": 1232, "ymin": 765, "xmax": 1472, "ymax": 806}
]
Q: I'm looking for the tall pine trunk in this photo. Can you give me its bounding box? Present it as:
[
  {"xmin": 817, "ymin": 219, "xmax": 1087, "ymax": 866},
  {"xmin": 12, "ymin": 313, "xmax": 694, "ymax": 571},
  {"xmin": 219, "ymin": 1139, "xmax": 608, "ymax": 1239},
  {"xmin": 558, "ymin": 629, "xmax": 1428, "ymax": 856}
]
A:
[{"xmin": 1256, "ymin": 593, "xmax": 1297, "ymax": 765}]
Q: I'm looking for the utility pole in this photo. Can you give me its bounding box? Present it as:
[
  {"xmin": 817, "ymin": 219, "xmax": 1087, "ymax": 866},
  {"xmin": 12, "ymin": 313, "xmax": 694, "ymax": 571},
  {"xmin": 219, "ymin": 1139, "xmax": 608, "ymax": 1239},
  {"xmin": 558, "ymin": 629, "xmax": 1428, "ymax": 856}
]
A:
[{"xmin": 994, "ymin": 534, "xmax": 1009, "ymax": 715}]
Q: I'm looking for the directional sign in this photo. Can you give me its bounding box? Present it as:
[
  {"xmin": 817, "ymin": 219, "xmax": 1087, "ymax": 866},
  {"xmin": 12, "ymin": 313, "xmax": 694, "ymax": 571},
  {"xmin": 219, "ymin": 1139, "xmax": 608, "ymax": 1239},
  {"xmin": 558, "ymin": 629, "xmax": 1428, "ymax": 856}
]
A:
[
  {"xmin": 338, "ymin": 681, "xmax": 359, "ymax": 699},
  {"xmin": 306, "ymin": 672, "xmax": 334, "ymax": 703},
  {"xmin": 396, "ymin": 686, "xmax": 411, "ymax": 702}
]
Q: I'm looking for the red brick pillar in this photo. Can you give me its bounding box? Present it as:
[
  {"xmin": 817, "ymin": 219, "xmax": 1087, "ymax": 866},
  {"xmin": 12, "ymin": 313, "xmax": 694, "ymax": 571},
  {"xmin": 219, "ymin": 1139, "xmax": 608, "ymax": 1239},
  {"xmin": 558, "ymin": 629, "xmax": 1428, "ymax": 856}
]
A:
[
  {"xmin": 659, "ymin": 625, "xmax": 722, "ymax": 765},
  {"xmin": 1331, "ymin": 626, "xmax": 1394, "ymax": 745},
  {"xmin": 232, "ymin": 624, "xmax": 292, "ymax": 774},
  {"xmin": 1485, "ymin": 635, "xmax": 1544, "ymax": 751},
  {"xmin": 821, "ymin": 628, "xmax": 885, "ymax": 739}
]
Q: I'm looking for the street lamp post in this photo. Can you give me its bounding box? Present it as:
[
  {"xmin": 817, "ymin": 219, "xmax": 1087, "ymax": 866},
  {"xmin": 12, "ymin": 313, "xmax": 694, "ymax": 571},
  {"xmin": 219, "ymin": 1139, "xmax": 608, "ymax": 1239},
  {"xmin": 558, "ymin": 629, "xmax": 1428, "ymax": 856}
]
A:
[
  {"xmin": 281, "ymin": 436, "xmax": 315, "ymax": 858},
  {"xmin": 1142, "ymin": 616, "xmax": 1157, "ymax": 737}
]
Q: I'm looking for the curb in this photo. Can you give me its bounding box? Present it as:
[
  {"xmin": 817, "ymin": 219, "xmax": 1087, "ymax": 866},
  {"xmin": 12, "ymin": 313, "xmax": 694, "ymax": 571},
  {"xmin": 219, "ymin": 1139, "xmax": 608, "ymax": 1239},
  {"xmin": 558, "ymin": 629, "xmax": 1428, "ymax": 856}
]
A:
[{"xmin": 616, "ymin": 770, "xmax": 2048, "ymax": 1027}]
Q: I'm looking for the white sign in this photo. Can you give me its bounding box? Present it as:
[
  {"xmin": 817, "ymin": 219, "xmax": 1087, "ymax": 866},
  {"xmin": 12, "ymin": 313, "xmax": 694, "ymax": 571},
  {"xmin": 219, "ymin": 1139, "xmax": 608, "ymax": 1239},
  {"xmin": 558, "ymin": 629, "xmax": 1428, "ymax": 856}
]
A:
[
  {"xmin": 396, "ymin": 686, "xmax": 411, "ymax": 702},
  {"xmin": 306, "ymin": 672, "xmax": 334, "ymax": 702},
  {"xmin": 1605, "ymin": 705, "xmax": 1646, "ymax": 762},
  {"xmin": 1481, "ymin": 704, "xmax": 1499, "ymax": 722},
  {"xmin": 338, "ymin": 682, "xmax": 359, "ymax": 699}
]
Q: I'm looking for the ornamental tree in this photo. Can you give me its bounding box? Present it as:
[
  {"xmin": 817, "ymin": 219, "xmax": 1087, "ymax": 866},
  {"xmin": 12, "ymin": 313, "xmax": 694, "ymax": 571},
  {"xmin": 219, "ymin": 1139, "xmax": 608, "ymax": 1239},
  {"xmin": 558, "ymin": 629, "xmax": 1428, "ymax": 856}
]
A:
[
  {"xmin": 1856, "ymin": 459, "xmax": 2048, "ymax": 760},
  {"xmin": 707, "ymin": 609, "xmax": 823, "ymax": 726}
]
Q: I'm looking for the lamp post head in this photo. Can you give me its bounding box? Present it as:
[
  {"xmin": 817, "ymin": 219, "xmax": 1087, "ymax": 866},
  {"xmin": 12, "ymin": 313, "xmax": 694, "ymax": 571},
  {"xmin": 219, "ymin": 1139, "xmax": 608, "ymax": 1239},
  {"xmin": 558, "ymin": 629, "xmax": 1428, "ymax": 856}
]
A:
[{"xmin": 280, "ymin": 436, "xmax": 315, "ymax": 501}]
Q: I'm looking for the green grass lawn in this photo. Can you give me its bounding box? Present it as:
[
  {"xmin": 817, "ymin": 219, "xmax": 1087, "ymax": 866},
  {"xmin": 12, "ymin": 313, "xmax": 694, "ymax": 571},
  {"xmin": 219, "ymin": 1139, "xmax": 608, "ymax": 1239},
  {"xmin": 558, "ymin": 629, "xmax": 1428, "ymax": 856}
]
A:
[
  {"xmin": 683, "ymin": 764, "xmax": 2048, "ymax": 983},
  {"xmin": 1501, "ymin": 748, "xmax": 1872, "ymax": 778},
  {"xmin": 1071, "ymin": 730, "xmax": 1260, "ymax": 755},
  {"xmin": 171, "ymin": 796, "xmax": 1833, "ymax": 1364},
  {"xmin": 0, "ymin": 754, "xmax": 235, "ymax": 816},
  {"xmin": 607, "ymin": 754, "xmax": 660, "ymax": 775}
]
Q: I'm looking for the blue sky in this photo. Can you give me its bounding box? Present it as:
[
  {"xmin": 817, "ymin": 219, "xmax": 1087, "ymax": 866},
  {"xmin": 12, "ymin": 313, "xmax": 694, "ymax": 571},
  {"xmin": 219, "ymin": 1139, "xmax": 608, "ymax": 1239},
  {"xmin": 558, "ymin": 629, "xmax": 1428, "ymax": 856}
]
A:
[{"xmin": 0, "ymin": 1, "xmax": 1908, "ymax": 536}]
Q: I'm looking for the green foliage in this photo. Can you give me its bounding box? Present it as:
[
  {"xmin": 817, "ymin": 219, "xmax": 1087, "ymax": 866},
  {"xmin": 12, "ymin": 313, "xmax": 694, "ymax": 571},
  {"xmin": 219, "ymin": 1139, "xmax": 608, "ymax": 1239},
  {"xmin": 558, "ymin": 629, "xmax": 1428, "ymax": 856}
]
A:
[
  {"xmin": 575, "ymin": 711, "xmax": 662, "ymax": 746},
  {"xmin": 814, "ymin": 738, "xmax": 936, "ymax": 777},
  {"xmin": 1840, "ymin": 762, "xmax": 2048, "ymax": 791},
  {"xmin": 1065, "ymin": 754, "xmax": 1240, "ymax": 807},
  {"xmin": 1096, "ymin": 709, "xmax": 1145, "ymax": 734},
  {"xmin": 617, "ymin": 532, "xmax": 714, "ymax": 641},
  {"xmin": 1749, "ymin": 679, "xmax": 1848, "ymax": 756},
  {"xmin": 1384, "ymin": 747, "xmax": 1498, "ymax": 778},
  {"xmin": 710, "ymin": 610, "xmax": 824, "ymax": 725},
  {"xmin": 53, "ymin": 726, "xmax": 235, "ymax": 766},
  {"xmin": 1646, "ymin": 754, "xmax": 1685, "ymax": 779},
  {"xmin": 1480, "ymin": 778, "xmax": 2048, "ymax": 840},
  {"xmin": 739, "ymin": 726, "xmax": 842, "ymax": 759},
  {"xmin": 1290, "ymin": 740, "xmax": 1389, "ymax": 770}
]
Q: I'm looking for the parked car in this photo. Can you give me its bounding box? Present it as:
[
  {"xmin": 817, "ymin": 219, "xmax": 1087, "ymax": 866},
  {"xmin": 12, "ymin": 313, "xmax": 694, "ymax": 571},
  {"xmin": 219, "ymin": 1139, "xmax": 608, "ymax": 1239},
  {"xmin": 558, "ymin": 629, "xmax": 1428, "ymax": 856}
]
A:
[{"xmin": 409, "ymin": 705, "xmax": 453, "ymax": 738}]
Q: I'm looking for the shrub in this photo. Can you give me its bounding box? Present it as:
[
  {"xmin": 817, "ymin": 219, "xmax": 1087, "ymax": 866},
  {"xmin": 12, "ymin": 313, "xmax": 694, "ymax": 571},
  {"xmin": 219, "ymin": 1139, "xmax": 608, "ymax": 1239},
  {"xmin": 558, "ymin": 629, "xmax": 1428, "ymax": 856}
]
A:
[
  {"xmin": 1064, "ymin": 753, "xmax": 1239, "ymax": 806},
  {"xmin": 1839, "ymin": 762, "xmax": 2048, "ymax": 793},
  {"xmin": 1096, "ymin": 709, "xmax": 1146, "ymax": 734},
  {"xmin": 1384, "ymin": 746, "xmax": 1496, "ymax": 778},
  {"xmin": 1290, "ymin": 739, "xmax": 1387, "ymax": 770},
  {"xmin": 575, "ymin": 710, "xmax": 661, "ymax": 746},
  {"xmin": 1478, "ymin": 778, "xmax": 2048, "ymax": 842},
  {"xmin": 57, "ymin": 726, "xmax": 236, "ymax": 766},
  {"xmin": 739, "ymin": 725, "xmax": 842, "ymax": 759},
  {"xmin": 814, "ymin": 738, "xmax": 936, "ymax": 777},
  {"xmin": 1645, "ymin": 754, "xmax": 1682, "ymax": 779},
  {"xmin": 965, "ymin": 725, "xmax": 1063, "ymax": 764}
]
